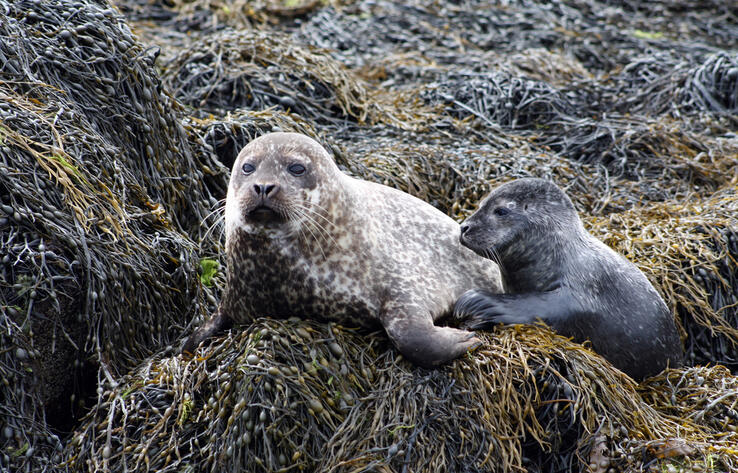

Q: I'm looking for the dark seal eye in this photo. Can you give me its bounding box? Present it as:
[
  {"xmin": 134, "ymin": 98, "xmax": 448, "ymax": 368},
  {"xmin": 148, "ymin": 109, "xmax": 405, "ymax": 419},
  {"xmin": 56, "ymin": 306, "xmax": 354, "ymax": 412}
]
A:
[
  {"xmin": 288, "ymin": 163, "xmax": 306, "ymax": 176},
  {"xmin": 242, "ymin": 163, "xmax": 255, "ymax": 175},
  {"xmin": 493, "ymin": 207, "xmax": 510, "ymax": 216}
]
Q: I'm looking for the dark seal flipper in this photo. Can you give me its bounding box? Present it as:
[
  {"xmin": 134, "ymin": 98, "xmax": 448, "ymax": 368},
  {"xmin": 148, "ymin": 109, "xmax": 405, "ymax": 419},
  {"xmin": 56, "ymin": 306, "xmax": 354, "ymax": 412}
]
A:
[
  {"xmin": 182, "ymin": 310, "xmax": 233, "ymax": 356},
  {"xmin": 454, "ymin": 288, "xmax": 582, "ymax": 330},
  {"xmin": 454, "ymin": 287, "xmax": 681, "ymax": 380}
]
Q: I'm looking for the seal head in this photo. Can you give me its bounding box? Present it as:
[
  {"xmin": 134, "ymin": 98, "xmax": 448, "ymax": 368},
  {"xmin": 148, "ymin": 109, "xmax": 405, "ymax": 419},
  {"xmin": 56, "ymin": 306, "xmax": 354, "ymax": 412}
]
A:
[{"xmin": 225, "ymin": 132, "xmax": 339, "ymax": 236}]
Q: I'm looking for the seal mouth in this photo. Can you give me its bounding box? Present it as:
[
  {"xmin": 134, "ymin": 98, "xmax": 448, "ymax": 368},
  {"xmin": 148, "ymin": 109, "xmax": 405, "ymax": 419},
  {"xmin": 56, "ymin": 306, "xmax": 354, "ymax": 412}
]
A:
[
  {"xmin": 246, "ymin": 205, "xmax": 284, "ymax": 224},
  {"xmin": 459, "ymin": 229, "xmax": 482, "ymax": 254}
]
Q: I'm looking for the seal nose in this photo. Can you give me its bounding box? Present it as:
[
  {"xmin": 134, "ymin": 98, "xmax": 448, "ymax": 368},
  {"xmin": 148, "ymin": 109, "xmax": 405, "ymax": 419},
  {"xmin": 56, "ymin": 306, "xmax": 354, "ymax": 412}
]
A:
[
  {"xmin": 253, "ymin": 183, "xmax": 277, "ymax": 197},
  {"xmin": 460, "ymin": 224, "xmax": 470, "ymax": 236}
]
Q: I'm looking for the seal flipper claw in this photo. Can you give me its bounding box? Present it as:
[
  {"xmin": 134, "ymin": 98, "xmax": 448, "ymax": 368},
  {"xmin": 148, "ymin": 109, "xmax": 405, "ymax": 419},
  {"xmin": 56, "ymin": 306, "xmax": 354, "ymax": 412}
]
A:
[
  {"xmin": 457, "ymin": 290, "xmax": 576, "ymax": 330},
  {"xmin": 454, "ymin": 288, "xmax": 506, "ymax": 324}
]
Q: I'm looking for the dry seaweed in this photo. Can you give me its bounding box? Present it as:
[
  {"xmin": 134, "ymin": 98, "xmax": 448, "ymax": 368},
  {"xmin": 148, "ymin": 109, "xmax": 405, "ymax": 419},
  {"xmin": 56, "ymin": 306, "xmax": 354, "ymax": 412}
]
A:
[
  {"xmin": 161, "ymin": 29, "xmax": 373, "ymax": 123},
  {"xmin": 616, "ymin": 52, "xmax": 738, "ymax": 128},
  {"xmin": 160, "ymin": 28, "xmax": 437, "ymax": 132},
  {"xmin": 421, "ymin": 71, "xmax": 736, "ymax": 208},
  {"xmin": 117, "ymin": 0, "xmax": 350, "ymax": 32}
]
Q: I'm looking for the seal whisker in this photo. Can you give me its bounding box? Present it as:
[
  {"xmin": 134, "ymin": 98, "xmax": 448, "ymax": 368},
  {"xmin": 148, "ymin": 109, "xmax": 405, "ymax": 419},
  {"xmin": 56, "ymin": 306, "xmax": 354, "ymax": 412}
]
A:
[
  {"xmin": 485, "ymin": 247, "xmax": 507, "ymax": 282},
  {"xmin": 202, "ymin": 205, "xmax": 226, "ymax": 243},
  {"xmin": 289, "ymin": 203, "xmax": 340, "ymax": 249},
  {"xmin": 202, "ymin": 198, "xmax": 227, "ymax": 220},
  {"xmin": 290, "ymin": 202, "xmax": 335, "ymax": 227},
  {"xmin": 287, "ymin": 206, "xmax": 330, "ymax": 260}
]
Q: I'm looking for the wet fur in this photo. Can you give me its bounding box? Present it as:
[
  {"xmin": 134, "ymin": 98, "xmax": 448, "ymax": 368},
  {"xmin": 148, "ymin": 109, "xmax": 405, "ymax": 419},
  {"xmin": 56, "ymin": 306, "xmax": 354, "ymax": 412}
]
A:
[{"xmin": 454, "ymin": 178, "xmax": 682, "ymax": 380}]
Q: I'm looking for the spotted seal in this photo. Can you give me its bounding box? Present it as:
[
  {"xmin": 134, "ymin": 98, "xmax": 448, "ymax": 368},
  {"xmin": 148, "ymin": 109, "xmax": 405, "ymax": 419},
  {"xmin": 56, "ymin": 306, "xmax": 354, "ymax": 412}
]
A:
[
  {"xmin": 453, "ymin": 178, "xmax": 682, "ymax": 380},
  {"xmin": 183, "ymin": 132, "xmax": 503, "ymax": 368}
]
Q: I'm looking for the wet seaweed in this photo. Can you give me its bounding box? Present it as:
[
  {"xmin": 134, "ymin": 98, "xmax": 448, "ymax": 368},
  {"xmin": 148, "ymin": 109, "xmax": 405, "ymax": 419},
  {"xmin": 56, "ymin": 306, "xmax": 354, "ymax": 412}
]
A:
[{"xmin": 65, "ymin": 319, "xmax": 737, "ymax": 473}]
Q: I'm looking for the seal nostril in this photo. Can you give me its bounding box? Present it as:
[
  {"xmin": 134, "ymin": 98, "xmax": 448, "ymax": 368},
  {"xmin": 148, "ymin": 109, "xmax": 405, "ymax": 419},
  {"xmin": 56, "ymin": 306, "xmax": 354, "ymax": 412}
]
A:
[
  {"xmin": 253, "ymin": 184, "xmax": 277, "ymax": 197},
  {"xmin": 253, "ymin": 184, "xmax": 278, "ymax": 197},
  {"xmin": 460, "ymin": 224, "xmax": 470, "ymax": 235}
]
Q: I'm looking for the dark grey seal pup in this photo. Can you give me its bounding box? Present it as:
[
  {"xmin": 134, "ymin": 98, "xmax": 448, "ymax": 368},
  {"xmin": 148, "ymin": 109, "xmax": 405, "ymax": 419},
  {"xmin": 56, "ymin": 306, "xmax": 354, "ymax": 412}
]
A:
[
  {"xmin": 183, "ymin": 132, "xmax": 503, "ymax": 368},
  {"xmin": 453, "ymin": 178, "xmax": 682, "ymax": 380}
]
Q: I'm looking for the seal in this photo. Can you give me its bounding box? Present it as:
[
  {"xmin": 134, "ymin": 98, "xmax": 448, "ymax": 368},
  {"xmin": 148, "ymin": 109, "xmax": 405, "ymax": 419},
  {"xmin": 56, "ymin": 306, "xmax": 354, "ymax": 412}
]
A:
[
  {"xmin": 453, "ymin": 178, "xmax": 682, "ymax": 380},
  {"xmin": 183, "ymin": 132, "xmax": 503, "ymax": 368}
]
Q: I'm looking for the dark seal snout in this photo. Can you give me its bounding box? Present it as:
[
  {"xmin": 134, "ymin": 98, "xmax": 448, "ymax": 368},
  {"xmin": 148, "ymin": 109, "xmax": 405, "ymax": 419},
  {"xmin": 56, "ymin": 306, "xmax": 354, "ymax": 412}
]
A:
[
  {"xmin": 459, "ymin": 221, "xmax": 476, "ymax": 247},
  {"xmin": 253, "ymin": 183, "xmax": 279, "ymax": 198},
  {"xmin": 246, "ymin": 182, "xmax": 283, "ymax": 223},
  {"xmin": 459, "ymin": 219, "xmax": 491, "ymax": 259}
]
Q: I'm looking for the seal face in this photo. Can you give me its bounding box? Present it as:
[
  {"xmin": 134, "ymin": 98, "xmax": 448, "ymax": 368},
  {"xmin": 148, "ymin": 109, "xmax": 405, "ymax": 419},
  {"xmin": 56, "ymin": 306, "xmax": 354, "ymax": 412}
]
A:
[
  {"xmin": 184, "ymin": 132, "xmax": 503, "ymax": 368},
  {"xmin": 454, "ymin": 178, "xmax": 683, "ymax": 380}
]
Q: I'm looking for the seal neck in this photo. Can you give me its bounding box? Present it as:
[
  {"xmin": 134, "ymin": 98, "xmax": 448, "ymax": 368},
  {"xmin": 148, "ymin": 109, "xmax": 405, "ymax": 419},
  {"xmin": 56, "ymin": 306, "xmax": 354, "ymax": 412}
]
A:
[{"xmin": 501, "ymin": 224, "xmax": 585, "ymax": 293}]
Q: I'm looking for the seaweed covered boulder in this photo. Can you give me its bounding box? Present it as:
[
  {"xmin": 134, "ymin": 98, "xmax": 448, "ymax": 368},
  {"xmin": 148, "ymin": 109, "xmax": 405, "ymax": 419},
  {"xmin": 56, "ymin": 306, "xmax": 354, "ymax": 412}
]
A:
[
  {"xmin": 66, "ymin": 319, "xmax": 738, "ymax": 473},
  {"xmin": 0, "ymin": 1, "xmax": 226, "ymax": 471}
]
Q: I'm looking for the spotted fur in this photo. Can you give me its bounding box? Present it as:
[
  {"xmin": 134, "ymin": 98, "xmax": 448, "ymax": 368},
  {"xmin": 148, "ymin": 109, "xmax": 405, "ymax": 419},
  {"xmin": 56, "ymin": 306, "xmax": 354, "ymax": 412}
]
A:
[{"xmin": 183, "ymin": 133, "xmax": 503, "ymax": 368}]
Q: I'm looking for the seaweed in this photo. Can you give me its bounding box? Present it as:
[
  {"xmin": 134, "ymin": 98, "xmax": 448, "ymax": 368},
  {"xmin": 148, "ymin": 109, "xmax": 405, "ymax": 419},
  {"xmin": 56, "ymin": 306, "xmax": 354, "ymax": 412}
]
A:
[
  {"xmin": 65, "ymin": 320, "xmax": 737, "ymax": 473},
  {"xmin": 0, "ymin": 1, "xmax": 225, "ymax": 471},
  {"xmin": 2, "ymin": 0, "xmax": 737, "ymax": 471}
]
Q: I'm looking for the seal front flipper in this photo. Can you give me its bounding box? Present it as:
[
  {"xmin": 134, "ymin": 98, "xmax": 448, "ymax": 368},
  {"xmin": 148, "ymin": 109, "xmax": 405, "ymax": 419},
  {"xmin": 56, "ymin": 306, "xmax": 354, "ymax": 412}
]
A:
[
  {"xmin": 182, "ymin": 309, "xmax": 233, "ymax": 356},
  {"xmin": 454, "ymin": 288, "xmax": 579, "ymax": 331},
  {"xmin": 381, "ymin": 305, "xmax": 481, "ymax": 368},
  {"xmin": 454, "ymin": 289, "xmax": 510, "ymax": 322}
]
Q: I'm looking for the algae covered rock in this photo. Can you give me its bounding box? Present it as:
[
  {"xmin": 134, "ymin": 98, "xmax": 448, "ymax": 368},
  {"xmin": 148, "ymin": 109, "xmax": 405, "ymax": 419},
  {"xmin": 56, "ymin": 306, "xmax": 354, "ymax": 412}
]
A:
[
  {"xmin": 0, "ymin": 1, "xmax": 223, "ymax": 471},
  {"xmin": 66, "ymin": 319, "xmax": 738, "ymax": 472}
]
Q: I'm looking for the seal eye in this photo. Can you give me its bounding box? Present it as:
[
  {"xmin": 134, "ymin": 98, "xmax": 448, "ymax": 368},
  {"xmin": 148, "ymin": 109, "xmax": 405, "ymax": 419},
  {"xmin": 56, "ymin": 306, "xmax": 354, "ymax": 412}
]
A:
[
  {"xmin": 242, "ymin": 163, "xmax": 255, "ymax": 175},
  {"xmin": 288, "ymin": 163, "xmax": 306, "ymax": 176},
  {"xmin": 494, "ymin": 207, "xmax": 510, "ymax": 216}
]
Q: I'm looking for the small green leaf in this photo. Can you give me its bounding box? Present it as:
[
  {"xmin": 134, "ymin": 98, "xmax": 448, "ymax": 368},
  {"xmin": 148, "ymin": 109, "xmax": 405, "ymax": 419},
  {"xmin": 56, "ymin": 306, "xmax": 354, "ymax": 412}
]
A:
[{"xmin": 200, "ymin": 259, "xmax": 219, "ymax": 287}]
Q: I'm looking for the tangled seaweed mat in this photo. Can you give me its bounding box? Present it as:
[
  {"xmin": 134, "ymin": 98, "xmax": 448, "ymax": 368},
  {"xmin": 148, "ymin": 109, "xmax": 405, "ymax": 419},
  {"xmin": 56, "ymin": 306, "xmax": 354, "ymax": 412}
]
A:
[
  {"xmin": 66, "ymin": 318, "xmax": 738, "ymax": 473},
  {"xmin": 3, "ymin": 0, "xmax": 738, "ymax": 471},
  {"xmin": 0, "ymin": 1, "xmax": 224, "ymax": 470}
]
